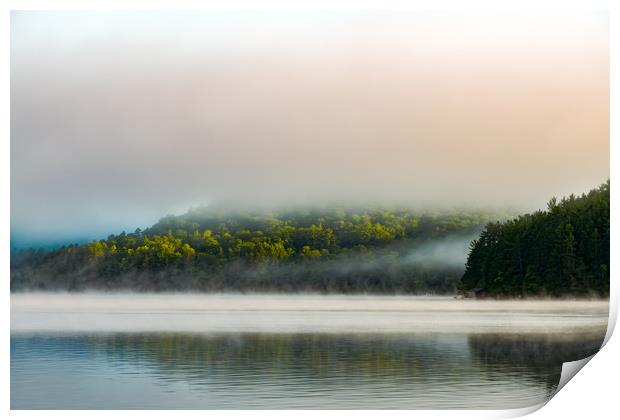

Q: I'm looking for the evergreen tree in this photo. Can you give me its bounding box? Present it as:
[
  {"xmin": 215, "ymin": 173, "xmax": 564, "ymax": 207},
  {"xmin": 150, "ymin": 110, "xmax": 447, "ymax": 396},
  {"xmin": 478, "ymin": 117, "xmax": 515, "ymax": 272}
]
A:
[{"xmin": 459, "ymin": 180, "xmax": 609, "ymax": 297}]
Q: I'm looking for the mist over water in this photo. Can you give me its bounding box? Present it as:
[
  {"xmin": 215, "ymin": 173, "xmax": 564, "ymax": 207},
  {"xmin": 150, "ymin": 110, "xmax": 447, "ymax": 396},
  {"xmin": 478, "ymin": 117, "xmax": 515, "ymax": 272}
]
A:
[
  {"xmin": 9, "ymin": 10, "xmax": 610, "ymax": 409},
  {"xmin": 11, "ymin": 293, "xmax": 609, "ymax": 334},
  {"xmin": 10, "ymin": 293, "xmax": 608, "ymax": 409}
]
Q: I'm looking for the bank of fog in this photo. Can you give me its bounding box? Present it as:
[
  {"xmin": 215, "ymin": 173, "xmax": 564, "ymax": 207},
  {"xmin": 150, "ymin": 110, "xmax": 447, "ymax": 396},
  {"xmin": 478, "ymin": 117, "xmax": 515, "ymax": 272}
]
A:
[{"xmin": 16, "ymin": 234, "xmax": 476, "ymax": 294}]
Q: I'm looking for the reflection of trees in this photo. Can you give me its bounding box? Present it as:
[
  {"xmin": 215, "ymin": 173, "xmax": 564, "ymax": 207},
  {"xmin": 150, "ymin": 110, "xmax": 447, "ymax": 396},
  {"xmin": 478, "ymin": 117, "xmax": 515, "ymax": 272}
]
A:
[
  {"xmin": 92, "ymin": 333, "xmax": 436, "ymax": 379},
  {"xmin": 13, "ymin": 332, "xmax": 606, "ymax": 408},
  {"xmin": 467, "ymin": 331, "xmax": 605, "ymax": 391},
  {"xmin": 86, "ymin": 331, "xmax": 603, "ymax": 390}
]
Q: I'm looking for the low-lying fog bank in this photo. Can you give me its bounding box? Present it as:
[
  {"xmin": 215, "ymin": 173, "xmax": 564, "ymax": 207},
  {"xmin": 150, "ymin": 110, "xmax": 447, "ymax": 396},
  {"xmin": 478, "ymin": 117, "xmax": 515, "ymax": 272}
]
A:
[{"xmin": 11, "ymin": 293, "xmax": 609, "ymax": 335}]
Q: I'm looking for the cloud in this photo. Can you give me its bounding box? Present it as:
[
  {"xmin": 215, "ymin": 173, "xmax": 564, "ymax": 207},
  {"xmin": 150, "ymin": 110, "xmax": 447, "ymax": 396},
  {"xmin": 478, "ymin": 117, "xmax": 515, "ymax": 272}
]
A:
[{"xmin": 10, "ymin": 11, "xmax": 609, "ymax": 243}]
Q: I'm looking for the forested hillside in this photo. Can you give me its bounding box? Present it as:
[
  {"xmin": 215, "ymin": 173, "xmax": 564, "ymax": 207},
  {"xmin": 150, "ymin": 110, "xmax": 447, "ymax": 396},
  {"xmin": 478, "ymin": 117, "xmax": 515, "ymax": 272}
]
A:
[
  {"xmin": 11, "ymin": 207, "xmax": 505, "ymax": 293},
  {"xmin": 13, "ymin": 181, "xmax": 609, "ymax": 296},
  {"xmin": 459, "ymin": 181, "xmax": 610, "ymax": 297}
]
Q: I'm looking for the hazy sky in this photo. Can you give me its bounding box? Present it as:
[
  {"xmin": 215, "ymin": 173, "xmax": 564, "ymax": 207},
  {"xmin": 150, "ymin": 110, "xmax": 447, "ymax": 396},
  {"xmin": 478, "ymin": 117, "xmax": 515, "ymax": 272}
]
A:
[{"xmin": 11, "ymin": 11, "xmax": 609, "ymax": 246}]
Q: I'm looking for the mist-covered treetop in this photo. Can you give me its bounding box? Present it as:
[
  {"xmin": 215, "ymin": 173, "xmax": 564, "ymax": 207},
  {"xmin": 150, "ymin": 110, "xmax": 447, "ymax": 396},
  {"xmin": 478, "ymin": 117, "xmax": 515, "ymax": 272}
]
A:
[{"xmin": 11, "ymin": 206, "xmax": 509, "ymax": 293}]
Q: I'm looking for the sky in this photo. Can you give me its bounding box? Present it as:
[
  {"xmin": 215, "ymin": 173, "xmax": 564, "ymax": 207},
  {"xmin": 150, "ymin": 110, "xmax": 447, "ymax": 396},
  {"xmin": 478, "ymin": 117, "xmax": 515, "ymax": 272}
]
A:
[{"xmin": 10, "ymin": 11, "xmax": 609, "ymax": 247}]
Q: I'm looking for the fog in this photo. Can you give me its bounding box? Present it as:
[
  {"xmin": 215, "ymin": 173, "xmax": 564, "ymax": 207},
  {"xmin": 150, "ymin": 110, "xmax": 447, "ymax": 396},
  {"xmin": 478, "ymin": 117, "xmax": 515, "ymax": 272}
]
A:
[
  {"xmin": 402, "ymin": 234, "xmax": 475, "ymax": 269},
  {"xmin": 10, "ymin": 293, "xmax": 609, "ymax": 334},
  {"xmin": 293, "ymin": 233, "xmax": 478, "ymax": 275},
  {"xmin": 10, "ymin": 11, "xmax": 609, "ymax": 245}
]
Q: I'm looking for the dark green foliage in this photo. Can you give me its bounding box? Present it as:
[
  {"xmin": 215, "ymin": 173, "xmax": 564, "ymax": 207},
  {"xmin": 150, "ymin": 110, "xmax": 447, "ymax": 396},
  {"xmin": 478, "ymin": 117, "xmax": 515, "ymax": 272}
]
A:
[
  {"xmin": 459, "ymin": 181, "xmax": 610, "ymax": 297},
  {"xmin": 11, "ymin": 207, "xmax": 505, "ymax": 293}
]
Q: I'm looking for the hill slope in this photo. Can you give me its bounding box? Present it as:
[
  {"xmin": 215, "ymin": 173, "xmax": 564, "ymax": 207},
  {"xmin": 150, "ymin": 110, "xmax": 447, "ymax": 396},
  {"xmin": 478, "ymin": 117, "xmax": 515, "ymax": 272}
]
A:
[{"xmin": 11, "ymin": 207, "xmax": 504, "ymax": 293}]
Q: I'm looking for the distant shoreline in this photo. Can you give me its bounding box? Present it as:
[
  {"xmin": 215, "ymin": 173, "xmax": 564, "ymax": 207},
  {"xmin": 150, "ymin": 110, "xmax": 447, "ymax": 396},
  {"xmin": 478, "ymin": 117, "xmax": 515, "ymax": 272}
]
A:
[{"xmin": 9, "ymin": 289, "xmax": 610, "ymax": 301}]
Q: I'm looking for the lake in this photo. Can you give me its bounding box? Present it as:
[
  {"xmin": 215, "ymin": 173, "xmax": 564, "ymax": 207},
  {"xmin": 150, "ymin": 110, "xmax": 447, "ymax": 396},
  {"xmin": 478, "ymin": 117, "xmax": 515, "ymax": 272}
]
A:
[{"xmin": 10, "ymin": 293, "xmax": 609, "ymax": 409}]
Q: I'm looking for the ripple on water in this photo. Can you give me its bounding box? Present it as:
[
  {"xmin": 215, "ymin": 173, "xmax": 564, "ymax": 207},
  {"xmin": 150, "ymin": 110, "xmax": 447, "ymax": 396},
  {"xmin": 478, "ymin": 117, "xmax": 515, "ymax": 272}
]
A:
[{"xmin": 10, "ymin": 330, "xmax": 604, "ymax": 409}]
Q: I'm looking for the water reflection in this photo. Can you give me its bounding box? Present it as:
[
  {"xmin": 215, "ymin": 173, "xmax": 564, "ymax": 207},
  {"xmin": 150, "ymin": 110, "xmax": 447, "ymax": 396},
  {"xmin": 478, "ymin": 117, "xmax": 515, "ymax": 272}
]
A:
[{"xmin": 11, "ymin": 330, "xmax": 604, "ymax": 409}]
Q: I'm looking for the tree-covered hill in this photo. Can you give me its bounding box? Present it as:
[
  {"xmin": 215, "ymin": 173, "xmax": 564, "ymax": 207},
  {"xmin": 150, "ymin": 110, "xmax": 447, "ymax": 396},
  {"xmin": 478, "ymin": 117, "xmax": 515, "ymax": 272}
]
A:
[
  {"xmin": 11, "ymin": 207, "xmax": 507, "ymax": 293},
  {"xmin": 459, "ymin": 181, "xmax": 610, "ymax": 297}
]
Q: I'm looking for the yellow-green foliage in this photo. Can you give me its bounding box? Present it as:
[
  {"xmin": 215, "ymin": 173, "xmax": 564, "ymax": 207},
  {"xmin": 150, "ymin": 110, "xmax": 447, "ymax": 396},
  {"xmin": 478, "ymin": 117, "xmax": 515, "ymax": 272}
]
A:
[
  {"xmin": 20, "ymin": 206, "xmax": 509, "ymax": 291},
  {"xmin": 78, "ymin": 206, "xmax": 501, "ymax": 272}
]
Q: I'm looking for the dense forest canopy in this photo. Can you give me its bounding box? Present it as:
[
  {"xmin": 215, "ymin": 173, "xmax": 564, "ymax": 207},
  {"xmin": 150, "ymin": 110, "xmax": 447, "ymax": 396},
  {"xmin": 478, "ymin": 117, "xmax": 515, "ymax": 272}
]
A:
[
  {"xmin": 11, "ymin": 207, "xmax": 509, "ymax": 293},
  {"xmin": 459, "ymin": 180, "xmax": 609, "ymax": 297},
  {"xmin": 11, "ymin": 181, "xmax": 609, "ymax": 296}
]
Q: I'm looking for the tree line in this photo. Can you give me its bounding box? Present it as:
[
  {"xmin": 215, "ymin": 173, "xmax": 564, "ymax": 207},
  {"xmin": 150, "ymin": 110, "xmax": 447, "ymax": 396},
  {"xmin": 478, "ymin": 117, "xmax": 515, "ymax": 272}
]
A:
[
  {"xmin": 459, "ymin": 180, "xmax": 609, "ymax": 297},
  {"xmin": 11, "ymin": 207, "xmax": 505, "ymax": 293},
  {"xmin": 12, "ymin": 180, "xmax": 609, "ymax": 297}
]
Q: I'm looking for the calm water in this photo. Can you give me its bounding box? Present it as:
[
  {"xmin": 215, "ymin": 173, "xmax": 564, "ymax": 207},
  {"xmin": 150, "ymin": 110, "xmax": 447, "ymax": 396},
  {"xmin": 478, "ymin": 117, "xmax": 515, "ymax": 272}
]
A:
[{"xmin": 10, "ymin": 294, "xmax": 608, "ymax": 409}]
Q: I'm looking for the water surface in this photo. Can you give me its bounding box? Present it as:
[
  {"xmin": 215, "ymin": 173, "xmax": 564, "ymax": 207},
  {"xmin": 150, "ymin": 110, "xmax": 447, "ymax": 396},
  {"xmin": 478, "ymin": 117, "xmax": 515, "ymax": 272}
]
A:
[{"xmin": 11, "ymin": 294, "xmax": 608, "ymax": 409}]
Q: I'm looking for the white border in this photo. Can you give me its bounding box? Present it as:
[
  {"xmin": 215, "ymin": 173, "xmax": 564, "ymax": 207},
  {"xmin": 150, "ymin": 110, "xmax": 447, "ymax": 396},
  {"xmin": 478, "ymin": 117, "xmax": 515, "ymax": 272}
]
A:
[{"xmin": 2, "ymin": 1, "xmax": 617, "ymax": 419}]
